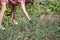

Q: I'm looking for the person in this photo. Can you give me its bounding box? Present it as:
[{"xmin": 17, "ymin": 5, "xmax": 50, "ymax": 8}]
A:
[{"xmin": 0, "ymin": 0, "xmax": 31, "ymax": 30}]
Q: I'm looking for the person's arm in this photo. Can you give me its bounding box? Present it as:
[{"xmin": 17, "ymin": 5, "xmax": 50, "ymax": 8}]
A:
[{"xmin": 21, "ymin": 0, "xmax": 31, "ymax": 21}]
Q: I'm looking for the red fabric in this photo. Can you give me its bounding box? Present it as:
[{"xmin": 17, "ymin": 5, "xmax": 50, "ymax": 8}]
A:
[
  {"xmin": 1, "ymin": 0, "xmax": 23, "ymax": 3},
  {"xmin": 1, "ymin": 0, "xmax": 6, "ymax": 2},
  {"xmin": 18, "ymin": 0, "xmax": 21, "ymax": 3},
  {"xmin": 11, "ymin": 0, "xmax": 22, "ymax": 3},
  {"xmin": 18, "ymin": 0, "xmax": 23, "ymax": 3}
]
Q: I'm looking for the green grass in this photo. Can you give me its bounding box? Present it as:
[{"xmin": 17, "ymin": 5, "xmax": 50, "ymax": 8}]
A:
[
  {"xmin": 0, "ymin": 0, "xmax": 60, "ymax": 40},
  {"xmin": 0, "ymin": 14, "xmax": 60, "ymax": 40}
]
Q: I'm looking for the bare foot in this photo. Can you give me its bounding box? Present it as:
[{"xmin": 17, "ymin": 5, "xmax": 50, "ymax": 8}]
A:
[
  {"xmin": 12, "ymin": 20, "xmax": 18, "ymax": 25},
  {"xmin": 10, "ymin": 19, "xmax": 18, "ymax": 25}
]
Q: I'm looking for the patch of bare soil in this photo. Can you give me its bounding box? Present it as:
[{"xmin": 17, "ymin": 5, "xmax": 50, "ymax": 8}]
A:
[
  {"xmin": 39, "ymin": 14, "xmax": 60, "ymax": 40},
  {"xmin": 40, "ymin": 14, "xmax": 60, "ymax": 20}
]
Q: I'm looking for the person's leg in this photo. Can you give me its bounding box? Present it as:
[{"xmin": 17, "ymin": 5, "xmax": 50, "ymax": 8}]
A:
[
  {"xmin": 21, "ymin": 1, "xmax": 31, "ymax": 21},
  {"xmin": 10, "ymin": 5, "xmax": 18, "ymax": 24},
  {"xmin": 0, "ymin": 2, "xmax": 6, "ymax": 30}
]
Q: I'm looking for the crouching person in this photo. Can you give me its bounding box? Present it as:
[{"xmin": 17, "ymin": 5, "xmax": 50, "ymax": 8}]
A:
[{"xmin": 0, "ymin": 0, "xmax": 31, "ymax": 30}]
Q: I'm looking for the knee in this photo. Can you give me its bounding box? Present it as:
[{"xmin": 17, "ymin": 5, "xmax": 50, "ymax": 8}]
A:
[
  {"xmin": 1, "ymin": 3, "xmax": 6, "ymax": 11},
  {"xmin": 2, "ymin": 6, "xmax": 6, "ymax": 11}
]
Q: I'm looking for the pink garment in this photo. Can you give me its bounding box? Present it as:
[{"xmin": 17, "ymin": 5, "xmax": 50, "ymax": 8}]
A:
[
  {"xmin": 1, "ymin": 0, "xmax": 6, "ymax": 2},
  {"xmin": 1, "ymin": 0, "xmax": 23, "ymax": 3}
]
